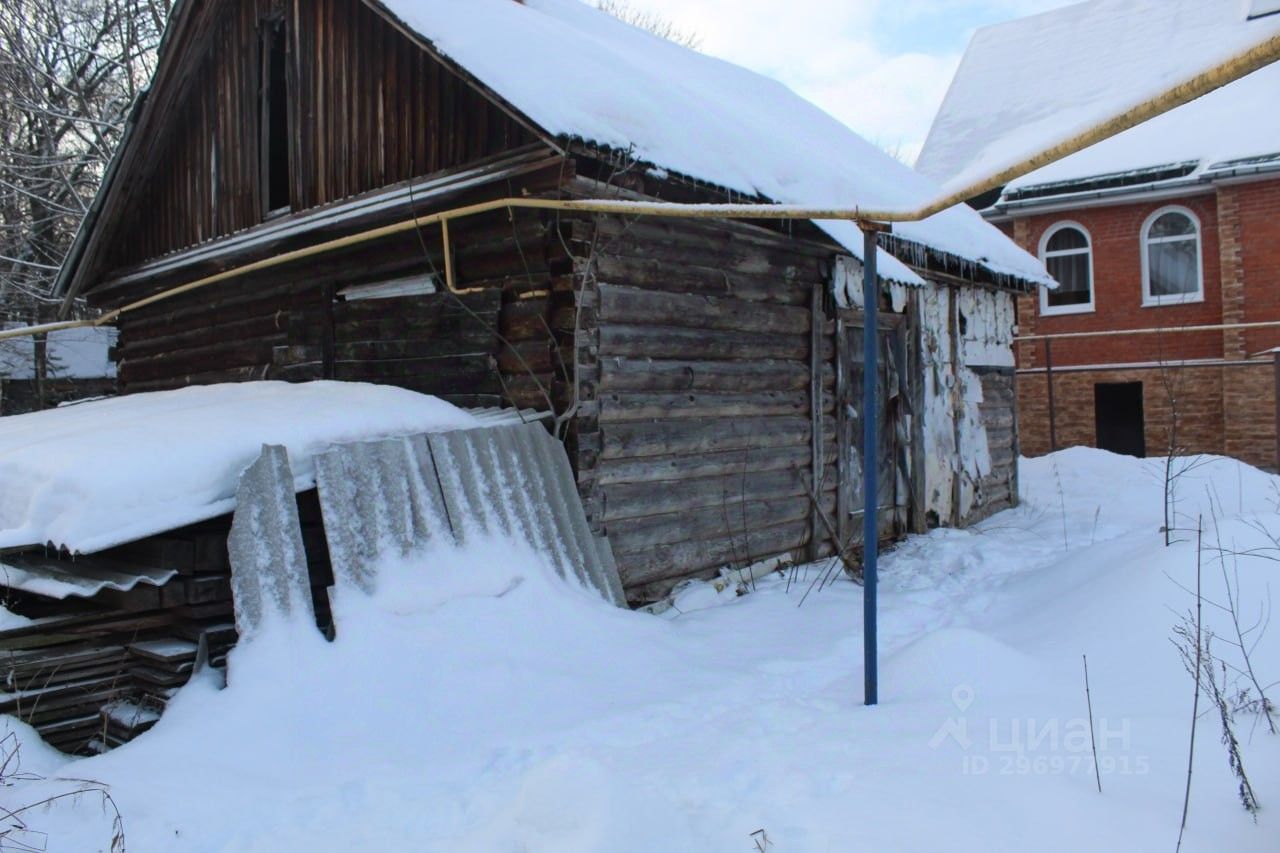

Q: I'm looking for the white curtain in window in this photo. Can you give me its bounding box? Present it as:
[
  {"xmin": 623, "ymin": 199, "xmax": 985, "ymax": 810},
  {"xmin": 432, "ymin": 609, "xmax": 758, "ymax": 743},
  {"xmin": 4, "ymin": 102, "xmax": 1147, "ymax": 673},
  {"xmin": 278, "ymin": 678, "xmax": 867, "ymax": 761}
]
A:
[
  {"xmin": 1043, "ymin": 226, "xmax": 1091, "ymax": 307},
  {"xmin": 1146, "ymin": 212, "xmax": 1199, "ymax": 298}
]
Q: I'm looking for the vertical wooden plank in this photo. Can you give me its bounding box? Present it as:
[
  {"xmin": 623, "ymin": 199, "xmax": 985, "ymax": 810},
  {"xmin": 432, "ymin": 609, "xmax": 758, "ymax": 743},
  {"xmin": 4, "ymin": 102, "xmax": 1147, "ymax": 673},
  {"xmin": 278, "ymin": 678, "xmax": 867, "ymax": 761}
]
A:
[
  {"xmin": 949, "ymin": 287, "xmax": 963, "ymax": 528},
  {"xmin": 808, "ymin": 281, "xmax": 825, "ymax": 561},
  {"xmin": 322, "ymin": 283, "xmax": 336, "ymax": 380},
  {"xmin": 289, "ymin": 0, "xmax": 304, "ymax": 210},
  {"xmin": 835, "ymin": 313, "xmax": 851, "ymax": 548},
  {"xmin": 907, "ymin": 290, "xmax": 928, "ymax": 534}
]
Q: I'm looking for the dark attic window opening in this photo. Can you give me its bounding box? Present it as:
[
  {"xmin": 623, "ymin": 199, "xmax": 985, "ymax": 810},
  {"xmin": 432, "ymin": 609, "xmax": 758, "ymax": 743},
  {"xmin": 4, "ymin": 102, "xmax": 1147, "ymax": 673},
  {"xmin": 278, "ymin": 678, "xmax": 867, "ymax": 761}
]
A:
[{"xmin": 260, "ymin": 16, "xmax": 291, "ymax": 217}]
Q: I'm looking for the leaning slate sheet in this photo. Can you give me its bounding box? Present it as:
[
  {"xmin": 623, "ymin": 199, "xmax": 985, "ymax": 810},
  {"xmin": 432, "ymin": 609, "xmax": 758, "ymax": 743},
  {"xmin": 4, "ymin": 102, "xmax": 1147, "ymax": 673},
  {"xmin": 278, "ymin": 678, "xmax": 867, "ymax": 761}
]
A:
[
  {"xmin": 313, "ymin": 435, "xmax": 451, "ymax": 594},
  {"xmin": 226, "ymin": 444, "xmax": 316, "ymax": 638},
  {"xmin": 315, "ymin": 422, "xmax": 625, "ymax": 606}
]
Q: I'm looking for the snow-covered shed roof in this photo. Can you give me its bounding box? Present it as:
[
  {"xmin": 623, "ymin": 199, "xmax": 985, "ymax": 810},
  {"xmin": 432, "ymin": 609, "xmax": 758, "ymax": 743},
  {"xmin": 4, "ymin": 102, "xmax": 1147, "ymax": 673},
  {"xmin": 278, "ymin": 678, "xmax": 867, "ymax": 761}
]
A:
[
  {"xmin": 916, "ymin": 0, "xmax": 1280, "ymax": 201},
  {"xmin": 0, "ymin": 382, "xmax": 478, "ymax": 554},
  {"xmin": 362, "ymin": 0, "xmax": 1052, "ymax": 288}
]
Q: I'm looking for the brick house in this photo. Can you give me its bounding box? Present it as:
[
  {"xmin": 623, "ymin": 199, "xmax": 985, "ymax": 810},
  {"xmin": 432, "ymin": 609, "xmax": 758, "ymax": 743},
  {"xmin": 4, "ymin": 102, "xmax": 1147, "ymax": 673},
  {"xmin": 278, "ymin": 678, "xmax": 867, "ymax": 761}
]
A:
[{"xmin": 919, "ymin": 0, "xmax": 1280, "ymax": 469}]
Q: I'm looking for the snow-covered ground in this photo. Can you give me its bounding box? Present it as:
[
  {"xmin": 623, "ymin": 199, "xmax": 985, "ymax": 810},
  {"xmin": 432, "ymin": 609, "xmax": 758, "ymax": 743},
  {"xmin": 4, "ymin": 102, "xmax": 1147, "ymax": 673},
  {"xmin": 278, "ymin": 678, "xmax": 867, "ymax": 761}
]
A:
[{"xmin": 3, "ymin": 448, "xmax": 1278, "ymax": 852}]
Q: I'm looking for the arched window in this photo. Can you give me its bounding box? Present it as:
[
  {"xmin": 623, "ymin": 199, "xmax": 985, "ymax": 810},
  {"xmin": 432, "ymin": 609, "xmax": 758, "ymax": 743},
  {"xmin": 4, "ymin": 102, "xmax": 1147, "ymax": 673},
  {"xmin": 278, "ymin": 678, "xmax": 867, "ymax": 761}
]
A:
[
  {"xmin": 1142, "ymin": 207, "xmax": 1203, "ymax": 306},
  {"xmin": 1039, "ymin": 222, "xmax": 1094, "ymax": 315}
]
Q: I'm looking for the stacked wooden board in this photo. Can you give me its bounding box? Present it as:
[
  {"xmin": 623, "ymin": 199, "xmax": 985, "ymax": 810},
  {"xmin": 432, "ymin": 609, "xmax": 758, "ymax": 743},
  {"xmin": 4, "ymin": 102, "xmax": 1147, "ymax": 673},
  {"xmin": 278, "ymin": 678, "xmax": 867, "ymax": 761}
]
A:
[{"xmin": 0, "ymin": 490, "xmax": 343, "ymax": 754}]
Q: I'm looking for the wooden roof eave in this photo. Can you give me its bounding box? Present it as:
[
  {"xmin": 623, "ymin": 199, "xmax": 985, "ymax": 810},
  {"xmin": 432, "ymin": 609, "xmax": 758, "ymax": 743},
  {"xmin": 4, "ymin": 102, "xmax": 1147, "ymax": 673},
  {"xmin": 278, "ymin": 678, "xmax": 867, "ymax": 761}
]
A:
[{"xmin": 55, "ymin": 0, "xmax": 211, "ymax": 316}]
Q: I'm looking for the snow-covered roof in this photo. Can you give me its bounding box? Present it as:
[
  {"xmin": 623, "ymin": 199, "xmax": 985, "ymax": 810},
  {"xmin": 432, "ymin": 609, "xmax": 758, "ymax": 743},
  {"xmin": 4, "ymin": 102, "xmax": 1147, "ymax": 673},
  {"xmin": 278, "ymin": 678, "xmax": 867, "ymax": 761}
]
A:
[
  {"xmin": 373, "ymin": 0, "xmax": 1050, "ymax": 288},
  {"xmin": 916, "ymin": 0, "xmax": 1280, "ymax": 200},
  {"xmin": 0, "ymin": 326, "xmax": 117, "ymax": 380},
  {"xmin": 0, "ymin": 382, "xmax": 478, "ymax": 554}
]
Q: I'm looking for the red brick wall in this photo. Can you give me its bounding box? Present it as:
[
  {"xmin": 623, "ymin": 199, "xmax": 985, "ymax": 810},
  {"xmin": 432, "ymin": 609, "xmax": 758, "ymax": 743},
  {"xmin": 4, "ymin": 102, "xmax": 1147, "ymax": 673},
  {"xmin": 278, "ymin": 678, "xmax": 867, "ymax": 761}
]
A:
[
  {"xmin": 1012, "ymin": 193, "xmax": 1225, "ymax": 369},
  {"xmin": 1009, "ymin": 177, "xmax": 1280, "ymax": 470},
  {"xmin": 1233, "ymin": 179, "xmax": 1280, "ymax": 355},
  {"xmin": 1013, "ymin": 363, "xmax": 1233, "ymax": 461}
]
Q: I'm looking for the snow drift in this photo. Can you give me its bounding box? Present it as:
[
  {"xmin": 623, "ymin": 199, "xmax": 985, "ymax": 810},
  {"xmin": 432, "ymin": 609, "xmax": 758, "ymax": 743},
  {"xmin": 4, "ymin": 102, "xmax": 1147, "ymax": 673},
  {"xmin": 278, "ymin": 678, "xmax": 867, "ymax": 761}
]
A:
[{"xmin": 2, "ymin": 448, "xmax": 1278, "ymax": 851}]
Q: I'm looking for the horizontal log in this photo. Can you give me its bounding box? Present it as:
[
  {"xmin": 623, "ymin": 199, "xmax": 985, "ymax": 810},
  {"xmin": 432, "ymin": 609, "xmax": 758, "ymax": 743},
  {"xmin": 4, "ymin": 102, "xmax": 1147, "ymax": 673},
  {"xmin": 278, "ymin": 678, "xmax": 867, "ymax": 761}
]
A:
[
  {"xmin": 334, "ymin": 353, "xmax": 494, "ymax": 382},
  {"xmin": 123, "ymin": 365, "xmax": 270, "ymax": 393},
  {"xmin": 121, "ymin": 276, "xmax": 326, "ymax": 332},
  {"xmin": 602, "ymin": 463, "xmax": 836, "ymax": 522},
  {"xmin": 598, "ymin": 390, "xmax": 829, "ymax": 422},
  {"xmin": 602, "ymin": 415, "xmax": 833, "ymax": 460},
  {"xmin": 616, "ymin": 518, "xmax": 816, "ymax": 588},
  {"xmin": 599, "ymin": 324, "xmax": 830, "ymax": 362},
  {"xmin": 335, "ymin": 334, "xmax": 496, "ymax": 362},
  {"xmin": 979, "ymin": 408, "xmax": 1015, "ymax": 431},
  {"xmin": 121, "ymin": 338, "xmax": 281, "ymax": 384},
  {"xmin": 977, "ymin": 381, "xmax": 1016, "ymax": 407},
  {"xmin": 593, "ymin": 255, "xmax": 810, "ymax": 306},
  {"xmin": 590, "ymin": 444, "xmax": 834, "ymax": 486},
  {"xmin": 985, "ymin": 426, "xmax": 1014, "ymax": 449},
  {"xmin": 609, "ymin": 492, "xmax": 825, "ymax": 553},
  {"xmin": 334, "ymin": 288, "xmax": 499, "ymax": 321},
  {"xmin": 118, "ymin": 313, "xmax": 288, "ymax": 360},
  {"xmin": 599, "ymin": 224, "xmax": 828, "ymax": 280},
  {"xmin": 597, "ymin": 284, "xmax": 810, "ymax": 335},
  {"xmin": 592, "ymin": 213, "xmax": 838, "ymax": 262},
  {"xmin": 989, "ymin": 444, "xmax": 1016, "ymax": 469},
  {"xmin": 596, "ymin": 357, "xmax": 829, "ymax": 393},
  {"xmin": 621, "ymin": 523, "xmax": 814, "ymax": 590}
]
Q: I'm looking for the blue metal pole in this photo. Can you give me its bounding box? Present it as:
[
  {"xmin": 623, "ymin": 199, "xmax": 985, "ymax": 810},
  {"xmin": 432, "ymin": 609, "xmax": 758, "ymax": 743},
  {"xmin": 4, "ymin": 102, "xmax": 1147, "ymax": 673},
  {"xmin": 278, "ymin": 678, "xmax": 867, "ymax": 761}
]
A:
[{"xmin": 861, "ymin": 224, "xmax": 880, "ymax": 707}]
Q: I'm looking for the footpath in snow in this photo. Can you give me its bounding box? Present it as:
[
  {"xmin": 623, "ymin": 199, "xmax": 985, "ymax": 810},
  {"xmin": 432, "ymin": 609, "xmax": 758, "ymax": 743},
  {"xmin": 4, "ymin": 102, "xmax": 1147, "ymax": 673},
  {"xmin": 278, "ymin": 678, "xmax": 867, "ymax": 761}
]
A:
[{"xmin": 1, "ymin": 447, "xmax": 1278, "ymax": 852}]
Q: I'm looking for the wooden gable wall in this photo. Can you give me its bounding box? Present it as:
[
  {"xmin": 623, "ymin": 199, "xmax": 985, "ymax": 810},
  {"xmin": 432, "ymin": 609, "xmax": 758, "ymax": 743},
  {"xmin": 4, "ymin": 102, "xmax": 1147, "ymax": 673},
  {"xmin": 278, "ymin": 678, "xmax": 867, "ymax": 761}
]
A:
[{"xmin": 105, "ymin": 0, "xmax": 535, "ymax": 274}]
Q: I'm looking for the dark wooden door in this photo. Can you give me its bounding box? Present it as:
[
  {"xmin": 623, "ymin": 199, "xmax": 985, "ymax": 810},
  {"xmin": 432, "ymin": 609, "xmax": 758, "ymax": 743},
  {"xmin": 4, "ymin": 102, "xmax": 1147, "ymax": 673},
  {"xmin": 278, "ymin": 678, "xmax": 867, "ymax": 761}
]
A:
[{"xmin": 835, "ymin": 311, "xmax": 913, "ymax": 549}]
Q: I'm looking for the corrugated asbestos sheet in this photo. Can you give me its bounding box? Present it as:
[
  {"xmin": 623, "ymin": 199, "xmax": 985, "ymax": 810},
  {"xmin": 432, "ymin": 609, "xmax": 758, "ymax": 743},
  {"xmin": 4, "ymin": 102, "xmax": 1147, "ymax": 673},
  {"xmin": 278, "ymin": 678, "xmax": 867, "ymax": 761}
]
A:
[
  {"xmin": 0, "ymin": 554, "xmax": 176, "ymax": 600},
  {"xmin": 314, "ymin": 423, "xmax": 626, "ymax": 606},
  {"xmin": 462, "ymin": 406, "xmax": 554, "ymax": 428},
  {"xmin": 226, "ymin": 444, "xmax": 316, "ymax": 638}
]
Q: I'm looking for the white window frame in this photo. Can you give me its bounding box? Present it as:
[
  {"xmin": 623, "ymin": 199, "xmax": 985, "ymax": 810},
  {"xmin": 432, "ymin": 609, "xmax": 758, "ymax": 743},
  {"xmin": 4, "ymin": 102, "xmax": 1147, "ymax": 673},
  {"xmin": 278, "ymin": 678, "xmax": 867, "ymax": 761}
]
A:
[
  {"xmin": 1141, "ymin": 206, "xmax": 1204, "ymax": 307},
  {"xmin": 1038, "ymin": 221, "xmax": 1095, "ymax": 317}
]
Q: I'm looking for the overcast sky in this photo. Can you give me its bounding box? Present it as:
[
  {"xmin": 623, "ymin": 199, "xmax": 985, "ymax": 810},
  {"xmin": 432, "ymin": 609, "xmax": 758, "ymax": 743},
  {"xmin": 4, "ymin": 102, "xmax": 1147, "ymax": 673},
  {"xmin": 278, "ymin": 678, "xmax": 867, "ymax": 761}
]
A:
[{"xmin": 610, "ymin": 0, "xmax": 1081, "ymax": 163}]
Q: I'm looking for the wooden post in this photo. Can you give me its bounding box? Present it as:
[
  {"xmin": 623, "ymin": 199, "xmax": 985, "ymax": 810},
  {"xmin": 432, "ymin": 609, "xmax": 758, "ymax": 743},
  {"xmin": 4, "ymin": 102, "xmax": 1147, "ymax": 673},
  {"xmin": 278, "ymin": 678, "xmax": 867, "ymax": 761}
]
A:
[
  {"xmin": 835, "ymin": 313, "xmax": 851, "ymax": 548},
  {"xmin": 1045, "ymin": 338, "xmax": 1058, "ymax": 453},
  {"xmin": 321, "ymin": 283, "xmax": 336, "ymax": 380},
  {"xmin": 809, "ymin": 281, "xmax": 825, "ymax": 561},
  {"xmin": 33, "ymin": 331, "xmax": 47, "ymax": 412}
]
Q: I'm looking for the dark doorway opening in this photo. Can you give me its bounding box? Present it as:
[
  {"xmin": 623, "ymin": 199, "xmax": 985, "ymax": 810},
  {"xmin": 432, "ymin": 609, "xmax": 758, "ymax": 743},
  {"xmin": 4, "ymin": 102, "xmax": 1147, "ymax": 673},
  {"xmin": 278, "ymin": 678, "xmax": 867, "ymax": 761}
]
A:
[
  {"xmin": 260, "ymin": 17, "xmax": 291, "ymax": 216},
  {"xmin": 1095, "ymin": 382, "xmax": 1146, "ymax": 457}
]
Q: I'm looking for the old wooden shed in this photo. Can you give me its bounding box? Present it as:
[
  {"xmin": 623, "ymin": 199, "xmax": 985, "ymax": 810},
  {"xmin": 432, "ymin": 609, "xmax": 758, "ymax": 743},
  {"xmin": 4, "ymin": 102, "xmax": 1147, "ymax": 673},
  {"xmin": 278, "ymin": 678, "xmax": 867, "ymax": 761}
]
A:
[{"xmin": 52, "ymin": 0, "xmax": 1050, "ymax": 603}]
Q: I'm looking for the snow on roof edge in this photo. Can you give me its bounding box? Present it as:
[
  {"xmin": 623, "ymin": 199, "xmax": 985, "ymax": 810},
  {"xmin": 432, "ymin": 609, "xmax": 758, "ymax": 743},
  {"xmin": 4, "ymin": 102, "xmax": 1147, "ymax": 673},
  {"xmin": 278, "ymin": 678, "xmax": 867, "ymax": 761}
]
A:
[
  {"xmin": 919, "ymin": 0, "xmax": 1280, "ymax": 202},
  {"xmin": 374, "ymin": 0, "xmax": 1048, "ymax": 289}
]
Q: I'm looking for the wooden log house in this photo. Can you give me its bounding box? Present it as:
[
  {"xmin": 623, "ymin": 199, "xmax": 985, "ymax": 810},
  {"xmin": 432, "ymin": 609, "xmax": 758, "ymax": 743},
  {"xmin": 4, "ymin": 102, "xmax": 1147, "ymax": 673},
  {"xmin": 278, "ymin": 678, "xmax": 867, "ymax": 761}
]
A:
[{"xmin": 51, "ymin": 0, "xmax": 1048, "ymax": 604}]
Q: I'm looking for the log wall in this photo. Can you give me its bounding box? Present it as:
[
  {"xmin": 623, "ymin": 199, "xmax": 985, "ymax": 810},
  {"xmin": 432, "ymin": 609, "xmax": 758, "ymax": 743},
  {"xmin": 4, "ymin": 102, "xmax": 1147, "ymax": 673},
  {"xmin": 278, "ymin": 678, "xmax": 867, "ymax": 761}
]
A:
[
  {"xmin": 112, "ymin": 199, "xmax": 565, "ymax": 410},
  {"xmin": 565, "ymin": 214, "xmax": 843, "ymax": 602}
]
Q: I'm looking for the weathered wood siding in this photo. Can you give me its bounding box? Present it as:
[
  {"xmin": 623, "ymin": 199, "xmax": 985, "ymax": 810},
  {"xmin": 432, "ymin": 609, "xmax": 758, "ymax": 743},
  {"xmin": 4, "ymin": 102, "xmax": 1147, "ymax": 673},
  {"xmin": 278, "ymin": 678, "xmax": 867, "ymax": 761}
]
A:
[
  {"xmin": 965, "ymin": 367, "xmax": 1018, "ymax": 523},
  {"xmin": 103, "ymin": 151, "xmax": 569, "ymax": 406},
  {"xmin": 566, "ymin": 214, "xmax": 842, "ymax": 602},
  {"xmin": 105, "ymin": 0, "xmax": 533, "ymax": 272},
  {"xmin": 112, "ymin": 213, "xmax": 566, "ymax": 409}
]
